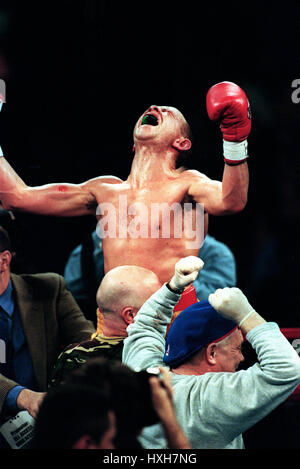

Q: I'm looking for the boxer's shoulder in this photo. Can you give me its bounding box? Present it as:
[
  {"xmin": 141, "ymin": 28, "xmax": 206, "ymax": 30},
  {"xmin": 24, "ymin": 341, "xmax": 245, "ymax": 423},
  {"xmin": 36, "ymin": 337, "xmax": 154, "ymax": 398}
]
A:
[
  {"xmin": 80, "ymin": 175, "xmax": 124, "ymax": 196},
  {"xmin": 83, "ymin": 175, "xmax": 124, "ymax": 187},
  {"xmin": 179, "ymin": 168, "xmax": 210, "ymax": 183}
]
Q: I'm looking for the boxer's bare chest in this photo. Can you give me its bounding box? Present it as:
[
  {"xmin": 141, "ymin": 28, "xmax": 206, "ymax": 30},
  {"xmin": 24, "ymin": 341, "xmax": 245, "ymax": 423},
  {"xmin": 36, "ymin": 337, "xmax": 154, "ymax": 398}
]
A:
[
  {"xmin": 90, "ymin": 174, "xmax": 206, "ymax": 282},
  {"xmin": 93, "ymin": 176, "xmax": 194, "ymax": 230},
  {"xmin": 97, "ymin": 176, "xmax": 190, "ymax": 207}
]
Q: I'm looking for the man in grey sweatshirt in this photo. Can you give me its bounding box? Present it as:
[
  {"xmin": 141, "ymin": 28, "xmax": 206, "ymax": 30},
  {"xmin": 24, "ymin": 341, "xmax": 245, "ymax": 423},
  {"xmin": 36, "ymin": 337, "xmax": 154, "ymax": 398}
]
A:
[{"xmin": 122, "ymin": 256, "xmax": 300, "ymax": 449}]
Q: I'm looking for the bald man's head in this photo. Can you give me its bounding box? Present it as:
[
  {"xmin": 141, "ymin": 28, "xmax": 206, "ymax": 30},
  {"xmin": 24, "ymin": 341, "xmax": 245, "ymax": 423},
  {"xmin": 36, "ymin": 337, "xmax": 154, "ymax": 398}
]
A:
[{"xmin": 96, "ymin": 265, "xmax": 162, "ymax": 335}]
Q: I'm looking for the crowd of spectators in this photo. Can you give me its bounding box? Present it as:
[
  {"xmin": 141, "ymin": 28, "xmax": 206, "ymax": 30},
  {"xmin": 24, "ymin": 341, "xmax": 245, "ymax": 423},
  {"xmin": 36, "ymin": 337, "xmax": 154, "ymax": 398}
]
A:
[{"xmin": 0, "ymin": 212, "xmax": 299, "ymax": 450}]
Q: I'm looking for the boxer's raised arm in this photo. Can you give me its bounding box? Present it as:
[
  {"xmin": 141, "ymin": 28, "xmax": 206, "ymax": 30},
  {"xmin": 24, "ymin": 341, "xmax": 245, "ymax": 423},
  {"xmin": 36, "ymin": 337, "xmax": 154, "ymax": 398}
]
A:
[
  {"xmin": 187, "ymin": 163, "xmax": 249, "ymax": 215},
  {"xmin": 188, "ymin": 82, "xmax": 251, "ymax": 215},
  {"xmin": 0, "ymin": 156, "xmax": 120, "ymax": 216}
]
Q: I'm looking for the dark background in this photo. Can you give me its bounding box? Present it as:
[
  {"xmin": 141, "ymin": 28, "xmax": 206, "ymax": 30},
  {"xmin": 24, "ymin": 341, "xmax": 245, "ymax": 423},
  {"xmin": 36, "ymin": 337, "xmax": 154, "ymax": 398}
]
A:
[{"xmin": 0, "ymin": 0, "xmax": 299, "ymax": 449}]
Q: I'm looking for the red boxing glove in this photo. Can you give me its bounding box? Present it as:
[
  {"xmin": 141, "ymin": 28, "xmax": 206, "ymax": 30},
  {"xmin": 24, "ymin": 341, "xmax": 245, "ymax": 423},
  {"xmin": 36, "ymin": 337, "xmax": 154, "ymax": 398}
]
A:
[{"xmin": 206, "ymin": 81, "xmax": 251, "ymax": 142}]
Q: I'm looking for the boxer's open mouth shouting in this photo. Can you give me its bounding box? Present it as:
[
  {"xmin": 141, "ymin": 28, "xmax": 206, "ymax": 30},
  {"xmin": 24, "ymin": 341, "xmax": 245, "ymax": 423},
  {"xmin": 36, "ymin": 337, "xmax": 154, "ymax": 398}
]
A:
[
  {"xmin": 141, "ymin": 114, "xmax": 159, "ymax": 126},
  {"xmin": 140, "ymin": 107, "xmax": 161, "ymax": 126}
]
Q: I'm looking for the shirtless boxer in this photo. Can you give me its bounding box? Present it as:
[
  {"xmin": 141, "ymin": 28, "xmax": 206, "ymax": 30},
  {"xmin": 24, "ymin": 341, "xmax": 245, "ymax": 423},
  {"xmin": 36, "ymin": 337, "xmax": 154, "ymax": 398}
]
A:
[{"xmin": 0, "ymin": 82, "xmax": 250, "ymax": 284}]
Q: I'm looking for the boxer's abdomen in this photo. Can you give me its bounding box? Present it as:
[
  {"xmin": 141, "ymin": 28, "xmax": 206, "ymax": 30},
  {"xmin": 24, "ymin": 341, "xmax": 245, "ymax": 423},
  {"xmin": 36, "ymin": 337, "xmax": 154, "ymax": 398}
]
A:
[{"xmin": 102, "ymin": 236, "xmax": 203, "ymax": 284}]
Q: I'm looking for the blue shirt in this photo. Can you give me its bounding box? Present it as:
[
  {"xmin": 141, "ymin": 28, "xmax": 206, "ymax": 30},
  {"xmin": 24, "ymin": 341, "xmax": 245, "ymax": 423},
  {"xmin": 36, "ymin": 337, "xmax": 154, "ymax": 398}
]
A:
[
  {"xmin": 194, "ymin": 235, "xmax": 237, "ymax": 300},
  {"xmin": 0, "ymin": 279, "xmax": 36, "ymax": 413},
  {"xmin": 64, "ymin": 231, "xmax": 104, "ymax": 300}
]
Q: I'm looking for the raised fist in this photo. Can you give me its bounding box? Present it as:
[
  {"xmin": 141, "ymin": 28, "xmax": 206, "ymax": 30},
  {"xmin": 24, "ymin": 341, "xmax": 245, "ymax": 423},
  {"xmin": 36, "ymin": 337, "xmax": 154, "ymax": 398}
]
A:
[
  {"xmin": 208, "ymin": 287, "xmax": 255, "ymax": 325},
  {"xmin": 169, "ymin": 256, "xmax": 204, "ymax": 292},
  {"xmin": 206, "ymin": 81, "xmax": 251, "ymax": 142}
]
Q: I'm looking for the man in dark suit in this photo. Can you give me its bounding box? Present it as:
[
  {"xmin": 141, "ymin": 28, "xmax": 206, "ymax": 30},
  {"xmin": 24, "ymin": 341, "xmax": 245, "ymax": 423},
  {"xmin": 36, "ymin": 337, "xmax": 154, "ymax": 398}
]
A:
[{"xmin": 0, "ymin": 226, "xmax": 95, "ymax": 424}]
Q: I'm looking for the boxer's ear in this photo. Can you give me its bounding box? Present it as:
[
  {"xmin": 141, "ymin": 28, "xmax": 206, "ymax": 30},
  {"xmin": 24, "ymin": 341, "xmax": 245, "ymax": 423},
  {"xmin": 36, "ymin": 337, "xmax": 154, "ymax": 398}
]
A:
[{"xmin": 172, "ymin": 137, "xmax": 191, "ymax": 152}]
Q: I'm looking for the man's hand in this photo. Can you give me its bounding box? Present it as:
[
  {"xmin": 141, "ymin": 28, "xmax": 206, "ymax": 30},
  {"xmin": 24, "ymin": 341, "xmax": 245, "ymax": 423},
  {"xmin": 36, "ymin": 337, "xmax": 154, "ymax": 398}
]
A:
[
  {"xmin": 16, "ymin": 389, "xmax": 46, "ymax": 419},
  {"xmin": 149, "ymin": 367, "xmax": 191, "ymax": 449},
  {"xmin": 148, "ymin": 367, "xmax": 174, "ymax": 420},
  {"xmin": 208, "ymin": 287, "xmax": 254, "ymax": 324},
  {"xmin": 208, "ymin": 287, "xmax": 267, "ymax": 335},
  {"xmin": 168, "ymin": 256, "xmax": 204, "ymax": 292},
  {"xmin": 208, "ymin": 287, "xmax": 258, "ymax": 326}
]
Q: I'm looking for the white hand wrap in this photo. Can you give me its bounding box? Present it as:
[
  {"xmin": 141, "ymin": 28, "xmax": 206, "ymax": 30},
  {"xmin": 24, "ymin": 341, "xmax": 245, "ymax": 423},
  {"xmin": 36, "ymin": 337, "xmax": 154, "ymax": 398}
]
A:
[{"xmin": 223, "ymin": 139, "xmax": 248, "ymax": 163}]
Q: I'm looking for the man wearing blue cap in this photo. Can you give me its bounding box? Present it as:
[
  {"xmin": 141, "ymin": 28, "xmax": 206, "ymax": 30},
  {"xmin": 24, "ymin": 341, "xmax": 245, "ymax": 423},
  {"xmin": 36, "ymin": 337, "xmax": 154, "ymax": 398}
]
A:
[{"xmin": 122, "ymin": 256, "xmax": 300, "ymax": 449}]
